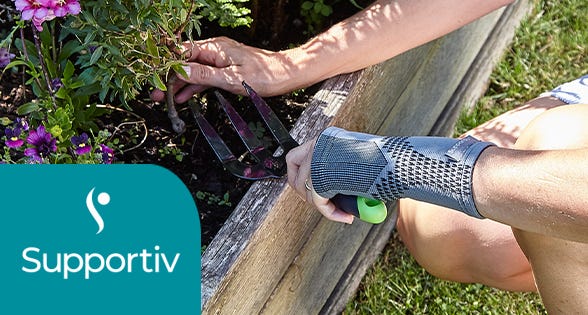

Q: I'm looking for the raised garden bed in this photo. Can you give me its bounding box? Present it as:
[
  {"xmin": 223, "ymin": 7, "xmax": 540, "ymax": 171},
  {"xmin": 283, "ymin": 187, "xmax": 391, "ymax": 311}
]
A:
[
  {"xmin": 0, "ymin": 1, "xmax": 532, "ymax": 313},
  {"xmin": 200, "ymin": 1, "xmax": 532, "ymax": 313}
]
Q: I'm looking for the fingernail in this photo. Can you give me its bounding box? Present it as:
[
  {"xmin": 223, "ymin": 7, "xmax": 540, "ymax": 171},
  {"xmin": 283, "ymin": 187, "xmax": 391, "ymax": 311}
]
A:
[{"xmin": 181, "ymin": 65, "xmax": 191, "ymax": 79}]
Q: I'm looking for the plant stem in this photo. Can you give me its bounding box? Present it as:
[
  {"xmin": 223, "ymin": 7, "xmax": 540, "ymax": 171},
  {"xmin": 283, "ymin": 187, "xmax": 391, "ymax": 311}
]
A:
[
  {"xmin": 31, "ymin": 26, "xmax": 57, "ymax": 110},
  {"xmin": 174, "ymin": 1, "xmax": 195, "ymax": 39},
  {"xmin": 166, "ymin": 75, "xmax": 186, "ymax": 133},
  {"xmin": 19, "ymin": 27, "xmax": 43, "ymax": 101}
]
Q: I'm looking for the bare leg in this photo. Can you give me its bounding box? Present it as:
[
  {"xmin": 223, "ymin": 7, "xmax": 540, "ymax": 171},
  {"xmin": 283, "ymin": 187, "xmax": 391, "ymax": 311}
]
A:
[
  {"xmin": 512, "ymin": 104, "xmax": 588, "ymax": 314},
  {"xmin": 396, "ymin": 96, "xmax": 564, "ymax": 292}
]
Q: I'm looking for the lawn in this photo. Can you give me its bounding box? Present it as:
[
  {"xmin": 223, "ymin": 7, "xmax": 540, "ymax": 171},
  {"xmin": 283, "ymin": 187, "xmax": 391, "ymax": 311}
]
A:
[{"xmin": 344, "ymin": 0, "xmax": 587, "ymax": 313}]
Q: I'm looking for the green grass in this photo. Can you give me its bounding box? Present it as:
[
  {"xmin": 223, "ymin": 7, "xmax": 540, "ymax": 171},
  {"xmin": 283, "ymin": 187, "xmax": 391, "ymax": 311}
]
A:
[
  {"xmin": 455, "ymin": 0, "xmax": 587, "ymax": 135},
  {"xmin": 344, "ymin": 234, "xmax": 546, "ymax": 315},
  {"xmin": 345, "ymin": 0, "xmax": 587, "ymax": 313}
]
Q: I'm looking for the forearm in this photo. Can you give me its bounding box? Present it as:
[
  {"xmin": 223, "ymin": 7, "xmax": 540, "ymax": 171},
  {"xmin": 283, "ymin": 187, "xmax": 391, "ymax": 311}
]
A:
[
  {"xmin": 473, "ymin": 147, "xmax": 588, "ymax": 242},
  {"xmin": 281, "ymin": 0, "xmax": 514, "ymax": 90},
  {"xmin": 310, "ymin": 127, "xmax": 588, "ymax": 242}
]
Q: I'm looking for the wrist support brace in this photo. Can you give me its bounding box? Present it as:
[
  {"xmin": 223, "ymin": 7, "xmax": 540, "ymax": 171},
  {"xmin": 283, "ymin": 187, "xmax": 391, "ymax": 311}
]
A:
[{"xmin": 310, "ymin": 127, "xmax": 494, "ymax": 218}]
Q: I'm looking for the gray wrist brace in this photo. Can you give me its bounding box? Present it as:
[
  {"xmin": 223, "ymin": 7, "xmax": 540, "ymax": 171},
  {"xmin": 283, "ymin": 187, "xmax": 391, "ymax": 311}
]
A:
[{"xmin": 310, "ymin": 127, "xmax": 495, "ymax": 218}]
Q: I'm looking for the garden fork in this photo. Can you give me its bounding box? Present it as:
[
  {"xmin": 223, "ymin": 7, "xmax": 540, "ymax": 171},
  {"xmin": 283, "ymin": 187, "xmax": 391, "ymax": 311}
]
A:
[{"xmin": 190, "ymin": 81, "xmax": 388, "ymax": 224}]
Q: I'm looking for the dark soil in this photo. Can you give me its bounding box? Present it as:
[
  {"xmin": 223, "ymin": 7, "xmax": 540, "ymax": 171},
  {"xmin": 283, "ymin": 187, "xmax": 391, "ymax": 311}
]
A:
[{"xmin": 0, "ymin": 1, "xmax": 370, "ymax": 246}]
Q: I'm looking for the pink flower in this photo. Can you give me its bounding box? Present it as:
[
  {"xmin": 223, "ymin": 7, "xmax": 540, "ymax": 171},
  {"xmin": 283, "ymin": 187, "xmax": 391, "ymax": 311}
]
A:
[
  {"xmin": 13, "ymin": 0, "xmax": 80, "ymax": 31},
  {"xmin": 52, "ymin": 0, "xmax": 81, "ymax": 17}
]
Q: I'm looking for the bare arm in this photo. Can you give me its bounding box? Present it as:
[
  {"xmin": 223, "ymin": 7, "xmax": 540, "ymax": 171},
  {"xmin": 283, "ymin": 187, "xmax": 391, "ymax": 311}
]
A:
[
  {"xmin": 473, "ymin": 146, "xmax": 588, "ymax": 242},
  {"xmin": 154, "ymin": 0, "xmax": 514, "ymax": 101},
  {"xmin": 284, "ymin": 0, "xmax": 515, "ymax": 89}
]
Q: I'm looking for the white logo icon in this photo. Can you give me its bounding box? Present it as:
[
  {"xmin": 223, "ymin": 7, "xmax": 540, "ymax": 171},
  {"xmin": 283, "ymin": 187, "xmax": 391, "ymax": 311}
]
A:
[{"xmin": 86, "ymin": 187, "xmax": 111, "ymax": 234}]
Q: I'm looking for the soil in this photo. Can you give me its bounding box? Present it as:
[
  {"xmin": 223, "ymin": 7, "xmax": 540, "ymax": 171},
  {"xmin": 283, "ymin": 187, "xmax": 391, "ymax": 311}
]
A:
[{"xmin": 0, "ymin": 1, "xmax": 369, "ymax": 246}]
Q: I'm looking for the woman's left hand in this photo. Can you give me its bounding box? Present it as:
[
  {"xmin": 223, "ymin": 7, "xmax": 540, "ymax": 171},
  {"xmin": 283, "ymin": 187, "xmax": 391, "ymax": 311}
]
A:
[{"xmin": 285, "ymin": 139, "xmax": 355, "ymax": 224}]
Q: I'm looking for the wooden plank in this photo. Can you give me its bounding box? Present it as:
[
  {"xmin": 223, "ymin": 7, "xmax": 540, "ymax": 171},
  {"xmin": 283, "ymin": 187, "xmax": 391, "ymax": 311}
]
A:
[
  {"xmin": 259, "ymin": 4, "xmax": 530, "ymax": 314},
  {"xmin": 370, "ymin": 7, "xmax": 506, "ymax": 137},
  {"xmin": 320, "ymin": 204, "xmax": 399, "ymax": 314},
  {"xmin": 321, "ymin": 2, "xmax": 533, "ymax": 313},
  {"xmin": 201, "ymin": 1, "xmax": 532, "ymax": 313},
  {"xmin": 430, "ymin": 0, "xmax": 532, "ymax": 136},
  {"xmin": 201, "ymin": 73, "xmax": 362, "ymax": 314}
]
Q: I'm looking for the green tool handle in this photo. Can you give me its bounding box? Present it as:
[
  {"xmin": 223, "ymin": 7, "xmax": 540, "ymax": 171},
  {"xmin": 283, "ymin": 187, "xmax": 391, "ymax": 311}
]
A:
[{"xmin": 331, "ymin": 194, "xmax": 387, "ymax": 224}]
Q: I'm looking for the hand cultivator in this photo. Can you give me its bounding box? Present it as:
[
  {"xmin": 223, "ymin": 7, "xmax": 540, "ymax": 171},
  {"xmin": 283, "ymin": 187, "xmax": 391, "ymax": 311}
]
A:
[{"xmin": 190, "ymin": 82, "xmax": 388, "ymax": 224}]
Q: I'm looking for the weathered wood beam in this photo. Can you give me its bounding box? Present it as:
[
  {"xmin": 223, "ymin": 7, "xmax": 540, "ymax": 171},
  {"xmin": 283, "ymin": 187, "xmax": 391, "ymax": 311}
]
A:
[{"xmin": 201, "ymin": 1, "xmax": 532, "ymax": 313}]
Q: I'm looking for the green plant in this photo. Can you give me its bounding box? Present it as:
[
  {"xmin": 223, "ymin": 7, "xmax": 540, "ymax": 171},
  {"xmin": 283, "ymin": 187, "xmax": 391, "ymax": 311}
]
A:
[
  {"xmin": 300, "ymin": 0, "xmax": 333, "ymax": 34},
  {"xmin": 300, "ymin": 0, "xmax": 363, "ymax": 35},
  {"xmin": 195, "ymin": 190, "xmax": 232, "ymax": 207},
  {"xmin": 64, "ymin": 0, "xmax": 251, "ymax": 108},
  {"xmin": 2, "ymin": 0, "xmax": 253, "ymax": 163},
  {"xmin": 158, "ymin": 143, "xmax": 187, "ymax": 162}
]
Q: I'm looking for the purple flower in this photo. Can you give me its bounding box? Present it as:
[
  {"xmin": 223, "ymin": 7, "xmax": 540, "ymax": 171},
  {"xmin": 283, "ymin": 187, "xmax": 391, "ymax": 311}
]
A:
[
  {"xmin": 0, "ymin": 48, "xmax": 15, "ymax": 68},
  {"xmin": 4, "ymin": 127, "xmax": 24, "ymax": 148},
  {"xmin": 15, "ymin": 117, "xmax": 29, "ymax": 131},
  {"xmin": 24, "ymin": 125, "xmax": 57, "ymax": 162},
  {"xmin": 51, "ymin": 78, "xmax": 63, "ymax": 90},
  {"xmin": 97, "ymin": 144, "xmax": 114, "ymax": 164},
  {"xmin": 71, "ymin": 133, "xmax": 91, "ymax": 155}
]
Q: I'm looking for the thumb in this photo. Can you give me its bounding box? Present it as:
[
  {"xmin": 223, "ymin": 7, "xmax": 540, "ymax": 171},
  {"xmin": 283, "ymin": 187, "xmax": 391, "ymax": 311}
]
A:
[{"xmin": 178, "ymin": 63, "xmax": 242, "ymax": 94}]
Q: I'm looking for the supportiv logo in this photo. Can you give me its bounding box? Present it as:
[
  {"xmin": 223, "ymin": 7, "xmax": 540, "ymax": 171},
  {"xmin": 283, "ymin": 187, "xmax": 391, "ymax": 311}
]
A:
[
  {"xmin": 1, "ymin": 165, "xmax": 201, "ymax": 314},
  {"xmin": 86, "ymin": 187, "xmax": 110, "ymax": 234}
]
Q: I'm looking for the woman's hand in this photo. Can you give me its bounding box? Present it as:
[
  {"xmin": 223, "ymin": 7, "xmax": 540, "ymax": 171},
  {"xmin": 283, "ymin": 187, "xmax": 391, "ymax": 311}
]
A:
[
  {"xmin": 285, "ymin": 139, "xmax": 355, "ymax": 224},
  {"xmin": 151, "ymin": 37, "xmax": 305, "ymax": 104}
]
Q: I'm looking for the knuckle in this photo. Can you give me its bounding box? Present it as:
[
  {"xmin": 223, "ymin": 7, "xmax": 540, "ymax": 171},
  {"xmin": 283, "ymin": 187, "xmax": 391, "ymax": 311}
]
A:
[{"xmin": 193, "ymin": 66, "xmax": 211, "ymax": 82}]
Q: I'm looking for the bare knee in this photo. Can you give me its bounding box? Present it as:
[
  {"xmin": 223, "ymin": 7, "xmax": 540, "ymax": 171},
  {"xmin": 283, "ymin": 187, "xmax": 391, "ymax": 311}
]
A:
[
  {"xmin": 397, "ymin": 200, "xmax": 535, "ymax": 291},
  {"xmin": 515, "ymin": 104, "xmax": 588, "ymax": 150}
]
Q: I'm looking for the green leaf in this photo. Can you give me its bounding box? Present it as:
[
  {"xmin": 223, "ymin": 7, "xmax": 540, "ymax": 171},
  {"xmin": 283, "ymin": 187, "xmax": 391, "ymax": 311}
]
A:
[
  {"xmin": 301, "ymin": 1, "xmax": 314, "ymax": 10},
  {"xmin": 59, "ymin": 41, "xmax": 83, "ymax": 62},
  {"xmin": 314, "ymin": 2, "xmax": 323, "ymax": 13},
  {"xmin": 55, "ymin": 87, "xmax": 70, "ymax": 99},
  {"xmin": 89, "ymin": 46, "xmax": 103, "ymax": 65},
  {"xmin": 0, "ymin": 117, "xmax": 13, "ymax": 126},
  {"xmin": 68, "ymin": 79, "xmax": 86, "ymax": 90},
  {"xmin": 2, "ymin": 60, "xmax": 29, "ymax": 71},
  {"xmin": 63, "ymin": 60, "xmax": 75, "ymax": 81},
  {"xmin": 49, "ymin": 125, "xmax": 63, "ymax": 138},
  {"xmin": 150, "ymin": 74, "xmax": 167, "ymax": 91},
  {"xmin": 145, "ymin": 33, "xmax": 159, "ymax": 58},
  {"xmin": 17, "ymin": 102, "xmax": 40, "ymax": 115}
]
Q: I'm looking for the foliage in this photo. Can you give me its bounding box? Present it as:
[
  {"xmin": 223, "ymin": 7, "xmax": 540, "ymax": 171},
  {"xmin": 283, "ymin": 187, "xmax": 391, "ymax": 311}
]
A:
[
  {"xmin": 1, "ymin": 0, "xmax": 252, "ymax": 164},
  {"xmin": 300, "ymin": 0, "xmax": 333, "ymax": 34},
  {"xmin": 195, "ymin": 190, "xmax": 232, "ymax": 207},
  {"xmin": 455, "ymin": 0, "xmax": 587, "ymax": 135},
  {"xmin": 0, "ymin": 117, "xmax": 115, "ymax": 164},
  {"xmin": 300, "ymin": 0, "xmax": 363, "ymax": 34},
  {"xmin": 64, "ymin": 0, "xmax": 251, "ymax": 107}
]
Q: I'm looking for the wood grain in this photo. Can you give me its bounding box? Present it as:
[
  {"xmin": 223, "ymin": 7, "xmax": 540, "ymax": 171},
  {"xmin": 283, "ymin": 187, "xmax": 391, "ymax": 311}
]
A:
[{"xmin": 201, "ymin": 1, "xmax": 531, "ymax": 313}]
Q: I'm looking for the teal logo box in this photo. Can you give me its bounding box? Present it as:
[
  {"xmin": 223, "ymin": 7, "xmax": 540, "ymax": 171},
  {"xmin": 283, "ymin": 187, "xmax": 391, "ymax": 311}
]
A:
[{"xmin": 0, "ymin": 164, "xmax": 201, "ymax": 314}]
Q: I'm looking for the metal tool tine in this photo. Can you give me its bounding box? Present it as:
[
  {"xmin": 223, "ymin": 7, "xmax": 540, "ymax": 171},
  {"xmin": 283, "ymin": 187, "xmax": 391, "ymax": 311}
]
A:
[
  {"xmin": 242, "ymin": 81, "xmax": 299, "ymax": 153},
  {"xmin": 214, "ymin": 91, "xmax": 267, "ymax": 157},
  {"xmin": 190, "ymin": 101, "xmax": 235, "ymax": 163},
  {"xmin": 189, "ymin": 101, "xmax": 279, "ymax": 180}
]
